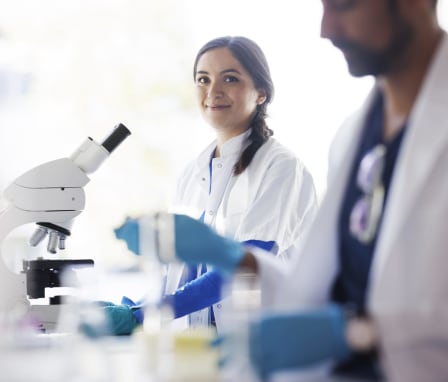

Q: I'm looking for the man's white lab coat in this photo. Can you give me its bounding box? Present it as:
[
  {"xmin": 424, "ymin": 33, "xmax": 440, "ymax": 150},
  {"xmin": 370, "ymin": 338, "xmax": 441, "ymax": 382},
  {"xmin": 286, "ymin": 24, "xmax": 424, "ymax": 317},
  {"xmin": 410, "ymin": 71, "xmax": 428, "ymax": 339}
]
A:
[{"xmin": 255, "ymin": 33, "xmax": 448, "ymax": 381}]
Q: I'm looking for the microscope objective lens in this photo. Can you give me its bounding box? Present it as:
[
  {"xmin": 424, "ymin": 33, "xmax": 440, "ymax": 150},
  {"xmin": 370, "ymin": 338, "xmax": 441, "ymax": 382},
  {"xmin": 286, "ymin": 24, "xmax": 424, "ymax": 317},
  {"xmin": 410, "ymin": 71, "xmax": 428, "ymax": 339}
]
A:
[
  {"xmin": 47, "ymin": 231, "xmax": 59, "ymax": 254},
  {"xmin": 29, "ymin": 226, "xmax": 48, "ymax": 247}
]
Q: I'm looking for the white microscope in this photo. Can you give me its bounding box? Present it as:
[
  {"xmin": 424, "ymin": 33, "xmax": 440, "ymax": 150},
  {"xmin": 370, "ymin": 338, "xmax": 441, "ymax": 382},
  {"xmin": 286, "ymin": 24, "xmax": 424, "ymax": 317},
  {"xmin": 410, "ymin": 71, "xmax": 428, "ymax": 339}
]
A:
[{"xmin": 0, "ymin": 123, "xmax": 131, "ymax": 331}]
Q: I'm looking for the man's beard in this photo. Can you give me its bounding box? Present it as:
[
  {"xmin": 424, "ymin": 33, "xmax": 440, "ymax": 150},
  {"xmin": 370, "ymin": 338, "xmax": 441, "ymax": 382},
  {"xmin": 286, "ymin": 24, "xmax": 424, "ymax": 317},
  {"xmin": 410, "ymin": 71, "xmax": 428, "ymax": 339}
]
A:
[{"xmin": 331, "ymin": 18, "xmax": 414, "ymax": 77}]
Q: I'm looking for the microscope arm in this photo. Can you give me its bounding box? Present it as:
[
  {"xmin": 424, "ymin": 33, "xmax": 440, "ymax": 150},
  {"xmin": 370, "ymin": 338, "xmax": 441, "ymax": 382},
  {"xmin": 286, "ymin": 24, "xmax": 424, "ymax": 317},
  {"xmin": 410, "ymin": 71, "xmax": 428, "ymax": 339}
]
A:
[
  {"xmin": 0, "ymin": 158, "xmax": 88, "ymax": 312},
  {"xmin": 2, "ymin": 156, "xmax": 89, "ymax": 253}
]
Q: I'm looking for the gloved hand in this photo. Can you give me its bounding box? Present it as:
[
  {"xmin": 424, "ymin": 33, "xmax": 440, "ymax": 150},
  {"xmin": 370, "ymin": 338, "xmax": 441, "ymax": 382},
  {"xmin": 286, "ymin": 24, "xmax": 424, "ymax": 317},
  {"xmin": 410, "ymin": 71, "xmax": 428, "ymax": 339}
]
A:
[
  {"xmin": 96, "ymin": 297, "xmax": 143, "ymax": 336},
  {"xmin": 173, "ymin": 214, "xmax": 245, "ymax": 274},
  {"xmin": 114, "ymin": 217, "xmax": 140, "ymax": 254},
  {"xmin": 249, "ymin": 304, "xmax": 351, "ymax": 379},
  {"xmin": 114, "ymin": 214, "xmax": 245, "ymax": 274}
]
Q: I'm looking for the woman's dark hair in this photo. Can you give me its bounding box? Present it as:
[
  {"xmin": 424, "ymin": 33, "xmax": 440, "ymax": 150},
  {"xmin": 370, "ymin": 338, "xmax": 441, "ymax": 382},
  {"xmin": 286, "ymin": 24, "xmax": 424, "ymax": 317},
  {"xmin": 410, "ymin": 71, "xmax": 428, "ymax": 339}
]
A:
[{"xmin": 193, "ymin": 36, "xmax": 274, "ymax": 175}]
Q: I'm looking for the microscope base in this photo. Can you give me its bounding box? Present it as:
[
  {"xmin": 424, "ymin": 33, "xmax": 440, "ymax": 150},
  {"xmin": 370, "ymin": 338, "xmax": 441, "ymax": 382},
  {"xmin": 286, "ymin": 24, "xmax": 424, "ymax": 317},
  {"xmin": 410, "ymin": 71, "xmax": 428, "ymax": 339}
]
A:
[{"xmin": 29, "ymin": 304, "xmax": 62, "ymax": 333}]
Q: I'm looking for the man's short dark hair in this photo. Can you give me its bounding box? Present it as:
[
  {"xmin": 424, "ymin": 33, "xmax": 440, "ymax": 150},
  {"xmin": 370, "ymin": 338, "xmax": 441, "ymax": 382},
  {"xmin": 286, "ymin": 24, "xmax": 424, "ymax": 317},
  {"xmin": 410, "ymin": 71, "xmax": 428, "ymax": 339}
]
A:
[{"xmin": 389, "ymin": 0, "xmax": 437, "ymax": 11}]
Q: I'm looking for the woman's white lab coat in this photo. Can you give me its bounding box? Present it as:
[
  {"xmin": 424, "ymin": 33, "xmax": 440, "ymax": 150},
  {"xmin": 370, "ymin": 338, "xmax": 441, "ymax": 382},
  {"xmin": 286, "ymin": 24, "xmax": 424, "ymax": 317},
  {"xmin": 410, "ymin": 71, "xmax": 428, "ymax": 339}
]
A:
[
  {"xmin": 169, "ymin": 132, "xmax": 317, "ymax": 329},
  {"xmin": 256, "ymin": 33, "xmax": 448, "ymax": 381}
]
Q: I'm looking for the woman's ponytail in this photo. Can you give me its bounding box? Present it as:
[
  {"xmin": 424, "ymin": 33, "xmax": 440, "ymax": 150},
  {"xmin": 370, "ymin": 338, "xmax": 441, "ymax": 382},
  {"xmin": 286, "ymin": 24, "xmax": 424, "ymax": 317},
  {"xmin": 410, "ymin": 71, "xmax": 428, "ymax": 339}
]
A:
[{"xmin": 233, "ymin": 103, "xmax": 273, "ymax": 175}]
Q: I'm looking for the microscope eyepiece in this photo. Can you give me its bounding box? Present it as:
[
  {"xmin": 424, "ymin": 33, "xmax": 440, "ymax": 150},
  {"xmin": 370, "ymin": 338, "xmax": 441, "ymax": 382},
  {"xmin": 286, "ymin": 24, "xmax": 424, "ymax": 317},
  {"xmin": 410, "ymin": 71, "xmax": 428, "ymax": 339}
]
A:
[{"xmin": 101, "ymin": 123, "xmax": 131, "ymax": 153}]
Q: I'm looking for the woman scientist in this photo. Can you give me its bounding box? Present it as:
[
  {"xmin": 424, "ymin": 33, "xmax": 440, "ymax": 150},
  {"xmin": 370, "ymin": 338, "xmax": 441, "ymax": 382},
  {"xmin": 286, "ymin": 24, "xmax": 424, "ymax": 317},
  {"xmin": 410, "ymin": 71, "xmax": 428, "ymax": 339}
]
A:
[{"xmin": 112, "ymin": 36, "xmax": 317, "ymax": 334}]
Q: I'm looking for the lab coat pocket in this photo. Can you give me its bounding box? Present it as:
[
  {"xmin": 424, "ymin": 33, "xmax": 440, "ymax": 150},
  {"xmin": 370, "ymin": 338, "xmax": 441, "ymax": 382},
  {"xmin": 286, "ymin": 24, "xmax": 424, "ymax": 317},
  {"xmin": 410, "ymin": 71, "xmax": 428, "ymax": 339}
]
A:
[
  {"xmin": 222, "ymin": 174, "xmax": 248, "ymax": 217},
  {"xmin": 216, "ymin": 175, "xmax": 248, "ymax": 236}
]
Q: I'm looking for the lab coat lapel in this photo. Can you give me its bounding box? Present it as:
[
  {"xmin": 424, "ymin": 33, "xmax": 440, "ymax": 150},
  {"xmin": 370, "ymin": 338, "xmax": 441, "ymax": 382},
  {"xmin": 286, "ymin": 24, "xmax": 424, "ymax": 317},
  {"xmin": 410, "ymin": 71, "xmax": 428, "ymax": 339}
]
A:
[
  {"xmin": 370, "ymin": 33, "xmax": 448, "ymax": 287},
  {"xmin": 194, "ymin": 141, "xmax": 215, "ymax": 194},
  {"xmin": 289, "ymin": 91, "xmax": 378, "ymax": 307}
]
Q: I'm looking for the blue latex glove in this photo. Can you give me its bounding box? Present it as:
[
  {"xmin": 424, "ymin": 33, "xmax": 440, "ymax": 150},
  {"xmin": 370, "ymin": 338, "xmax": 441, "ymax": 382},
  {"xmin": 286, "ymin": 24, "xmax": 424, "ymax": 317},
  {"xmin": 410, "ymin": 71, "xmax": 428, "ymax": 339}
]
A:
[
  {"xmin": 163, "ymin": 269, "xmax": 224, "ymax": 318},
  {"xmin": 121, "ymin": 296, "xmax": 145, "ymax": 325},
  {"xmin": 249, "ymin": 304, "xmax": 351, "ymax": 379},
  {"xmin": 97, "ymin": 298, "xmax": 141, "ymax": 336},
  {"xmin": 114, "ymin": 217, "xmax": 140, "ymax": 254},
  {"xmin": 173, "ymin": 214, "xmax": 244, "ymax": 274},
  {"xmin": 114, "ymin": 214, "xmax": 244, "ymax": 274}
]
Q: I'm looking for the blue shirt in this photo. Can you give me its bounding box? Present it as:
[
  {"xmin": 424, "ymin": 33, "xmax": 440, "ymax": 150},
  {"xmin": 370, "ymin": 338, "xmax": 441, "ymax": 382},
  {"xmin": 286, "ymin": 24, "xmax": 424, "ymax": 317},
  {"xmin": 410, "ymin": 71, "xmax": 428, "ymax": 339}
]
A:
[
  {"xmin": 169, "ymin": 240, "xmax": 276, "ymax": 319},
  {"xmin": 331, "ymin": 92, "xmax": 406, "ymax": 379}
]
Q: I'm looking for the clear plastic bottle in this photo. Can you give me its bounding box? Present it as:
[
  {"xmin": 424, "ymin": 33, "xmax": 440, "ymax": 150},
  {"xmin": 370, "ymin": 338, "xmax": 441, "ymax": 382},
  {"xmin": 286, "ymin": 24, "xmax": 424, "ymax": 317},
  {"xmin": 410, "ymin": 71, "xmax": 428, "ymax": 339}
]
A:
[
  {"xmin": 134, "ymin": 214, "xmax": 175, "ymax": 380},
  {"xmin": 219, "ymin": 269, "xmax": 261, "ymax": 382}
]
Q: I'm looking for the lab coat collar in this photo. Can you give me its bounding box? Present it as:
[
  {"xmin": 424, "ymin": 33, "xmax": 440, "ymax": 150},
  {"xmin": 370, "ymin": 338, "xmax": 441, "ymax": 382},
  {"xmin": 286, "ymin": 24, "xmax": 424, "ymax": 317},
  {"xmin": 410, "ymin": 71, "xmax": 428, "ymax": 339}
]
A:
[
  {"xmin": 219, "ymin": 128, "xmax": 252, "ymax": 157},
  {"xmin": 194, "ymin": 129, "xmax": 252, "ymax": 191},
  {"xmin": 370, "ymin": 32, "xmax": 448, "ymax": 287},
  {"xmin": 195, "ymin": 128, "xmax": 252, "ymax": 168}
]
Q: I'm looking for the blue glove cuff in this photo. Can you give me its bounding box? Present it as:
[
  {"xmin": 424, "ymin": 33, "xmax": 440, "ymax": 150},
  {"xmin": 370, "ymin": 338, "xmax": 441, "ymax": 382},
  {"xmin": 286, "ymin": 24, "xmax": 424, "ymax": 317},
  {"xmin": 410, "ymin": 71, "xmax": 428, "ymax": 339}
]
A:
[
  {"xmin": 328, "ymin": 304, "xmax": 352, "ymax": 361},
  {"xmin": 121, "ymin": 296, "xmax": 145, "ymax": 324}
]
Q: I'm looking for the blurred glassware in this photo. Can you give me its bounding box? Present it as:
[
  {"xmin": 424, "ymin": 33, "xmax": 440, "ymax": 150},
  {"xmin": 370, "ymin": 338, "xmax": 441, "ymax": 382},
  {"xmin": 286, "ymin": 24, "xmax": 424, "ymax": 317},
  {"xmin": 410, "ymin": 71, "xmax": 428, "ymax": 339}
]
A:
[{"xmin": 219, "ymin": 270, "xmax": 261, "ymax": 382}]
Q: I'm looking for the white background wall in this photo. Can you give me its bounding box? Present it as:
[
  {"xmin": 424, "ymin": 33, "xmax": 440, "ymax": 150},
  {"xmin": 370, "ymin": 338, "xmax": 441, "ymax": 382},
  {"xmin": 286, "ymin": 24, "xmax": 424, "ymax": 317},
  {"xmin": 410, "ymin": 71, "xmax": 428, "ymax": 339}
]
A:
[{"xmin": 0, "ymin": 0, "xmax": 446, "ymax": 272}]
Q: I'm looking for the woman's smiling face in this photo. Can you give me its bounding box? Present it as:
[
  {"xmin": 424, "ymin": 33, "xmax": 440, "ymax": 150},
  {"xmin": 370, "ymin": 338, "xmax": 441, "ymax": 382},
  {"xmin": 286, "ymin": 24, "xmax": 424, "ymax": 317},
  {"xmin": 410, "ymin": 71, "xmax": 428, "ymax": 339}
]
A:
[{"xmin": 194, "ymin": 47, "xmax": 265, "ymax": 139}]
